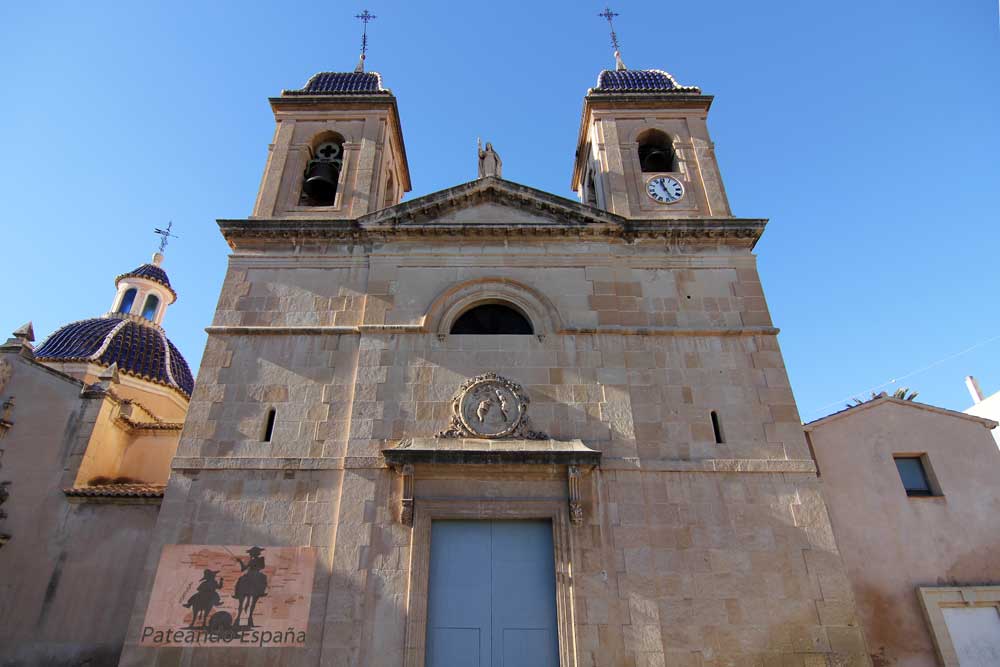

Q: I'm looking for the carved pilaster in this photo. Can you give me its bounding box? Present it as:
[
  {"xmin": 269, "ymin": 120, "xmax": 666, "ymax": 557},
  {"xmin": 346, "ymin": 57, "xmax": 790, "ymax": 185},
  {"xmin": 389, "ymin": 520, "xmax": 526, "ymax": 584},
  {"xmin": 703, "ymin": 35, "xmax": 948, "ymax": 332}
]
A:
[
  {"xmin": 400, "ymin": 464, "xmax": 414, "ymax": 526},
  {"xmin": 568, "ymin": 465, "xmax": 584, "ymax": 526}
]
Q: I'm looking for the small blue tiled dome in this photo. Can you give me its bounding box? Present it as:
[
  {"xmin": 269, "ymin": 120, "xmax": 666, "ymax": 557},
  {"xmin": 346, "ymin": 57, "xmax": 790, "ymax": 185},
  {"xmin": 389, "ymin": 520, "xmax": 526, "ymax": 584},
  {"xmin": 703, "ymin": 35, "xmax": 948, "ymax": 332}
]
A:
[
  {"xmin": 34, "ymin": 316, "xmax": 194, "ymax": 397},
  {"xmin": 116, "ymin": 263, "xmax": 177, "ymax": 301},
  {"xmin": 284, "ymin": 71, "xmax": 387, "ymax": 95},
  {"xmin": 594, "ymin": 69, "xmax": 701, "ymax": 94}
]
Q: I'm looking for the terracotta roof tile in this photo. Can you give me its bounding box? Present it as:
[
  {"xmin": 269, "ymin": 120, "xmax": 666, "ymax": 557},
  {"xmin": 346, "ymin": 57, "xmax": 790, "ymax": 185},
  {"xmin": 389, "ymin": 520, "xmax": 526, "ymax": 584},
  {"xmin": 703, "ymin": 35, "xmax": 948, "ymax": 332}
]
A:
[{"xmin": 63, "ymin": 483, "xmax": 165, "ymax": 498}]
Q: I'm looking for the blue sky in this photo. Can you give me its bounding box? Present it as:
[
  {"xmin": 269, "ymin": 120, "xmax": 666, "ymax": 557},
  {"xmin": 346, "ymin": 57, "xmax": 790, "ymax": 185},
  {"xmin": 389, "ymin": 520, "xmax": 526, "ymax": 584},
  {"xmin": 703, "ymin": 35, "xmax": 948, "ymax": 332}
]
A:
[{"xmin": 1, "ymin": 1, "xmax": 998, "ymax": 420}]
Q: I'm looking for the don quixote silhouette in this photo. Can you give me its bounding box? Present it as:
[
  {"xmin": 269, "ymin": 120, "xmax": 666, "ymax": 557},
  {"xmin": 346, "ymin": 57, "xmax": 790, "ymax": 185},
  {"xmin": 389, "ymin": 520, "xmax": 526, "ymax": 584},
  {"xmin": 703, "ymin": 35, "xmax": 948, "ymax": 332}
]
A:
[{"xmin": 180, "ymin": 546, "xmax": 269, "ymax": 632}]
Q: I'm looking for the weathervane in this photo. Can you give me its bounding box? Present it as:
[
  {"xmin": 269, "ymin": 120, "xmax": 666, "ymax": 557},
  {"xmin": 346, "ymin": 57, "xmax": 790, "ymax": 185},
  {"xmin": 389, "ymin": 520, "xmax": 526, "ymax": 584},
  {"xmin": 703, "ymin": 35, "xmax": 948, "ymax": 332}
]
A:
[
  {"xmin": 153, "ymin": 221, "xmax": 179, "ymax": 253},
  {"xmin": 355, "ymin": 9, "xmax": 377, "ymax": 72},
  {"xmin": 598, "ymin": 6, "xmax": 627, "ymax": 71}
]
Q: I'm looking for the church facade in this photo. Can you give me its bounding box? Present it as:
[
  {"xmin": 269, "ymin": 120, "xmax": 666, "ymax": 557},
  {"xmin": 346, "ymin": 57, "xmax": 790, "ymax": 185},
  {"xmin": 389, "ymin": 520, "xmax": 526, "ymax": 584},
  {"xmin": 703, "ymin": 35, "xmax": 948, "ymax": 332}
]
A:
[{"xmin": 108, "ymin": 62, "xmax": 872, "ymax": 667}]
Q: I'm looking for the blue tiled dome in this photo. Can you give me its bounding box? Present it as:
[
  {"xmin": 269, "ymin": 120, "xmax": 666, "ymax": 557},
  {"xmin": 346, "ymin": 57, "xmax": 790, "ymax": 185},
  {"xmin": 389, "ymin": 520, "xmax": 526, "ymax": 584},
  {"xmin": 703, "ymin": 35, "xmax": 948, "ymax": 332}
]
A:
[
  {"xmin": 34, "ymin": 316, "xmax": 194, "ymax": 397},
  {"xmin": 284, "ymin": 71, "xmax": 387, "ymax": 95},
  {"xmin": 594, "ymin": 69, "xmax": 701, "ymax": 94},
  {"xmin": 116, "ymin": 263, "xmax": 177, "ymax": 301}
]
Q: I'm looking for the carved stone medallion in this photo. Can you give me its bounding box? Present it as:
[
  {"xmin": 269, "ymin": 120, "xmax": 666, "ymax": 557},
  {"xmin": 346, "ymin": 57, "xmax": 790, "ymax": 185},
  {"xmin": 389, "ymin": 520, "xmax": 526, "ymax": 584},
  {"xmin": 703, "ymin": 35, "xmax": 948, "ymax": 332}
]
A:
[{"xmin": 437, "ymin": 373, "xmax": 547, "ymax": 440}]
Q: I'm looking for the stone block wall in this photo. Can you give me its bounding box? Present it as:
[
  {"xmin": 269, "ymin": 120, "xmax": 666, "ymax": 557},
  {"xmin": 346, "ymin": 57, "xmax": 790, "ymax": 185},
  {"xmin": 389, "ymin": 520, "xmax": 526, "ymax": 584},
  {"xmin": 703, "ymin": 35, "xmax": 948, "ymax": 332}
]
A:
[{"xmin": 119, "ymin": 238, "xmax": 870, "ymax": 666}]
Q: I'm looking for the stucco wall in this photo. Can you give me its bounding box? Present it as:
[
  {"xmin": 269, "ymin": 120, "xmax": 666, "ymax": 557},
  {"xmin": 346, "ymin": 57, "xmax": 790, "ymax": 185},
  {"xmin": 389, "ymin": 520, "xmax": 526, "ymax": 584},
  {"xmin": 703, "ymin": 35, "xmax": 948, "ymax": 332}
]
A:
[
  {"xmin": 808, "ymin": 401, "xmax": 1000, "ymax": 667},
  {"xmin": 0, "ymin": 352, "xmax": 162, "ymax": 666}
]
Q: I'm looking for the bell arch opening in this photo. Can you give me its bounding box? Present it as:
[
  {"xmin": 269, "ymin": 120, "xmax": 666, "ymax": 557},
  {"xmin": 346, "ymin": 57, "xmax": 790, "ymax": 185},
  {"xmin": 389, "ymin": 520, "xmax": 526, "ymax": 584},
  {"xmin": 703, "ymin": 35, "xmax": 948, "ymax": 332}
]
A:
[
  {"xmin": 583, "ymin": 166, "xmax": 599, "ymax": 206},
  {"xmin": 302, "ymin": 131, "xmax": 345, "ymax": 206},
  {"xmin": 449, "ymin": 302, "xmax": 534, "ymax": 335},
  {"xmin": 637, "ymin": 129, "xmax": 676, "ymax": 173},
  {"xmin": 382, "ymin": 170, "xmax": 396, "ymax": 209}
]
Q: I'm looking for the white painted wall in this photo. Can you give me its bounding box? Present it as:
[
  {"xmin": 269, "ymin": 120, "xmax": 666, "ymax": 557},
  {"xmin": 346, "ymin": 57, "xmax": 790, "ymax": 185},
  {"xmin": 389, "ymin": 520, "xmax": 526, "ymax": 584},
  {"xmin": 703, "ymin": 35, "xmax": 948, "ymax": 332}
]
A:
[
  {"xmin": 964, "ymin": 376, "xmax": 1000, "ymax": 449},
  {"xmin": 942, "ymin": 606, "xmax": 1000, "ymax": 666}
]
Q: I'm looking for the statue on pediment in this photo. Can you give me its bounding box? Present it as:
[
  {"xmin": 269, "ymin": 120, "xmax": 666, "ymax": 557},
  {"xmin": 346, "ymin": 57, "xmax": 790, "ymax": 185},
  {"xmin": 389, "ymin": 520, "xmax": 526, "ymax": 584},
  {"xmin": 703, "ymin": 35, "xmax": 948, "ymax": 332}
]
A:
[{"xmin": 477, "ymin": 138, "xmax": 502, "ymax": 179}]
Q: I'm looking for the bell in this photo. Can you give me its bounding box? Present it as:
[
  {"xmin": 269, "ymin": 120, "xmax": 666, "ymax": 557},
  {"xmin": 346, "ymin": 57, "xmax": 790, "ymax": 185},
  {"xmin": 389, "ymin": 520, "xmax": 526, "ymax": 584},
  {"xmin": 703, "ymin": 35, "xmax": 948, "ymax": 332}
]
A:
[
  {"xmin": 303, "ymin": 160, "xmax": 341, "ymax": 204},
  {"xmin": 640, "ymin": 148, "xmax": 673, "ymax": 173}
]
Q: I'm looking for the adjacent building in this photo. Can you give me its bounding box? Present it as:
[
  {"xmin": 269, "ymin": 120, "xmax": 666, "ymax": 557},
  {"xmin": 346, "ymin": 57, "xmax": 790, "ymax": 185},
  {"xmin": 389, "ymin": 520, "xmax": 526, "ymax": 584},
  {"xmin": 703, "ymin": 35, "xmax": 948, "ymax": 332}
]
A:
[
  {"xmin": 806, "ymin": 395, "xmax": 1000, "ymax": 667},
  {"xmin": 964, "ymin": 376, "xmax": 1000, "ymax": 449},
  {"xmin": 0, "ymin": 254, "xmax": 192, "ymax": 665}
]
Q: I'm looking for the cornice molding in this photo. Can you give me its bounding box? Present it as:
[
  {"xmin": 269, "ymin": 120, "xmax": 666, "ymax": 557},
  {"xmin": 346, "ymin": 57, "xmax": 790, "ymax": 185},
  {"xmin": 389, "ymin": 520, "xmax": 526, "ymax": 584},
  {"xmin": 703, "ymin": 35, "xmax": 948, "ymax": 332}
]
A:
[
  {"xmin": 221, "ymin": 178, "xmax": 765, "ymax": 250},
  {"xmin": 169, "ymin": 455, "xmax": 814, "ymax": 474},
  {"xmin": 203, "ymin": 325, "xmax": 780, "ymax": 337}
]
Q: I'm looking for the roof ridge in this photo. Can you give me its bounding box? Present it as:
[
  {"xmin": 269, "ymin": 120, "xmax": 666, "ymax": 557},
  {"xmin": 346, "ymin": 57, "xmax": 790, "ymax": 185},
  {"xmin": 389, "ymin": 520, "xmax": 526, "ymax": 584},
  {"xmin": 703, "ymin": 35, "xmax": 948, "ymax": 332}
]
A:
[
  {"xmin": 87, "ymin": 318, "xmax": 129, "ymax": 362},
  {"xmin": 158, "ymin": 327, "xmax": 178, "ymax": 389},
  {"xmin": 804, "ymin": 395, "xmax": 999, "ymax": 430},
  {"xmin": 34, "ymin": 317, "xmax": 194, "ymax": 398}
]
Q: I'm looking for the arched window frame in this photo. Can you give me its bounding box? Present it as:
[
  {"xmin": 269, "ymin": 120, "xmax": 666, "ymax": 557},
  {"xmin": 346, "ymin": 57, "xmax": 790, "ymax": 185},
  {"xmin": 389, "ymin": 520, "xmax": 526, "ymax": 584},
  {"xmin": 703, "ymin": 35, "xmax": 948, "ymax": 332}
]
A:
[
  {"xmin": 301, "ymin": 131, "xmax": 347, "ymax": 207},
  {"xmin": 583, "ymin": 166, "xmax": 599, "ymax": 206},
  {"xmin": 117, "ymin": 287, "xmax": 138, "ymax": 315},
  {"xmin": 141, "ymin": 294, "xmax": 160, "ymax": 321},
  {"xmin": 426, "ymin": 278, "xmax": 563, "ymax": 336},
  {"xmin": 382, "ymin": 169, "xmax": 396, "ymax": 209}
]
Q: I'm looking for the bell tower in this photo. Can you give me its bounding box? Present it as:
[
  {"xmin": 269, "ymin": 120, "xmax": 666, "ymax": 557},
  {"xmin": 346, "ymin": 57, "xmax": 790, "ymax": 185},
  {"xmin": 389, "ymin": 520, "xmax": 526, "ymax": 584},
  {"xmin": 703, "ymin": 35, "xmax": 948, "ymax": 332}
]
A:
[
  {"xmin": 251, "ymin": 70, "xmax": 411, "ymax": 219},
  {"xmin": 571, "ymin": 68, "xmax": 731, "ymax": 219},
  {"xmin": 572, "ymin": 10, "xmax": 730, "ymax": 219}
]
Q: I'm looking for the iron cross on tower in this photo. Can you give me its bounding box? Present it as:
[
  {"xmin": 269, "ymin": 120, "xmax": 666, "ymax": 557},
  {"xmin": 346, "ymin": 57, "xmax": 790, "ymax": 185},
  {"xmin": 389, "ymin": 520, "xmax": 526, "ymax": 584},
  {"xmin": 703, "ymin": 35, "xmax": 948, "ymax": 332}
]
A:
[
  {"xmin": 598, "ymin": 6, "xmax": 627, "ymax": 70},
  {"xmin": 153, "ymin": 222, "xmax": 179, "ymax": 253},
  {"xmin": 598, "ymin": 7, "xmax": 621, "ymax": 53},
  {"xmin": 355, "ymin": 9, "xmax": 377, "ymax": 71}
]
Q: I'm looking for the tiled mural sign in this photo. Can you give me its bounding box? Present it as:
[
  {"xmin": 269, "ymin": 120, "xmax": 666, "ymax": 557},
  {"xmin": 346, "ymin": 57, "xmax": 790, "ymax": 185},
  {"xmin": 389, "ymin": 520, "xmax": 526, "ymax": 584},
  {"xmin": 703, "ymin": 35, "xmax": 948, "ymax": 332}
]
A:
[{"xmin": 141, "ymin": 545, "xmax": 316, "ymax": 647}]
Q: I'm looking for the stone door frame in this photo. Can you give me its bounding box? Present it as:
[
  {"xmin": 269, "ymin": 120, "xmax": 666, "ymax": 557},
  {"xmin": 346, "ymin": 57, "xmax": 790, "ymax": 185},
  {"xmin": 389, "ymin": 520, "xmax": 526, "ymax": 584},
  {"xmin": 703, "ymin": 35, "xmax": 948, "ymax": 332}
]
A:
[{"xmin": 402, "ymin": 499, "xmax": 578, "ymax": 667}]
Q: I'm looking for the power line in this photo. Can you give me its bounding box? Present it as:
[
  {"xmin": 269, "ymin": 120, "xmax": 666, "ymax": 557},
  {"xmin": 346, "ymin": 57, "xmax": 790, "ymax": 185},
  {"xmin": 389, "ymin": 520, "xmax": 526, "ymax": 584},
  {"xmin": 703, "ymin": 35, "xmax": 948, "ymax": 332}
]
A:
[{"xmin": 804, "ymin": 332, "xmax": 1000, "ymax": 420}]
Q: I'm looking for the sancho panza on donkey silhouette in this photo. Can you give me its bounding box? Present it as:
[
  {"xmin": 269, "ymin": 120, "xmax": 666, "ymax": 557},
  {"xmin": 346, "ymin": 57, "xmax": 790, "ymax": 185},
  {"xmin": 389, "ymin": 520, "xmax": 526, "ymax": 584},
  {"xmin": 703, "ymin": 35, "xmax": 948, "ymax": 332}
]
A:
[{"xmin": 182, "ymin": 569, "xmax": 224, "ymax": 629}]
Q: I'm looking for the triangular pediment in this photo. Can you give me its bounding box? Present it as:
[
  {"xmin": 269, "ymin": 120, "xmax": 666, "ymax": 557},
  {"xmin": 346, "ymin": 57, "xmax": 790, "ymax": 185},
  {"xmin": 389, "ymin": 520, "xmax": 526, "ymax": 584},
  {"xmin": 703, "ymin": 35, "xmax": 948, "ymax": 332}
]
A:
[
  {"xmin": 219, "ymin": 176, "xmax": 765, "ymax": 247},
  {"xmin": 359, "ymin": 177, "xmax": 624, "ymax": 229}
]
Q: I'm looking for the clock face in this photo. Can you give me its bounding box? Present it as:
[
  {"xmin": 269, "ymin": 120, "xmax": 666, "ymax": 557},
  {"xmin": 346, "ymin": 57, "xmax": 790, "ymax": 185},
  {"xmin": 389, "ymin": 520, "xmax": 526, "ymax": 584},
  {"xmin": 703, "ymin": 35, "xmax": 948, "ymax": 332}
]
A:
[{"xmin": 646, "ymin": 176, "xmax": 684, "ymax": 203}]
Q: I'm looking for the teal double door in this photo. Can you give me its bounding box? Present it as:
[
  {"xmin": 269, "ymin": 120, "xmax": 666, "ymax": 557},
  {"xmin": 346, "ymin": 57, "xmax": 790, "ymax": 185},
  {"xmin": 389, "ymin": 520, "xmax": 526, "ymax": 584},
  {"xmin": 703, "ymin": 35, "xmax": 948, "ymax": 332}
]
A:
[{"xmin": 426, "ymin": 520, "xmax": 560, "ymax": 667}]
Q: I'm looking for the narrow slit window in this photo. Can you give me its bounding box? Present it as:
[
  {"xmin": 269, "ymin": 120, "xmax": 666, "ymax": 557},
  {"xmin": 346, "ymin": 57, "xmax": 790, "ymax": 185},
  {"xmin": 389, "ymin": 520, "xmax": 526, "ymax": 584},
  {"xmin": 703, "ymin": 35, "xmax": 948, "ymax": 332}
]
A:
[
  {"xmin": 711, "ymin": 411, "xmax": 725, "ymax": 444},
  {"xmin": 141, "ymin": 295, "xmax": 160, "ymax": 320},
  {"xmin": 263, "ymin": 408, "xmax": 276, "ymax": 442}
]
